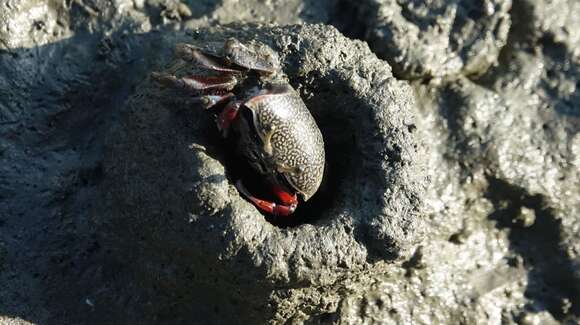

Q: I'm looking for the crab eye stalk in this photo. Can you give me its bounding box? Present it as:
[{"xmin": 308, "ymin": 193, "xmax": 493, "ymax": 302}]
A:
[
  {"xmin": 224, "ymin": 38, "xmax": 240, "ymax": 52},
  {"xmin": 201, "ymin": 97, "xmax": 211, "ymax": 107},
  {"xmin": 174, "ymin": 43, "xmax": 194, "ymax": 61}
]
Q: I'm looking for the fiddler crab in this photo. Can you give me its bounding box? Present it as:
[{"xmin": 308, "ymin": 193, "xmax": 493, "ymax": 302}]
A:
[{"xmin": 152, "ymin": 38, "xmax": 325, "ymax": 217}]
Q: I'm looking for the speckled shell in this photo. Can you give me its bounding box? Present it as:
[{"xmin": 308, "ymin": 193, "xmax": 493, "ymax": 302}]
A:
[{"xmin": 244, "ymin": 86, "xmax": 325, "ymax": 201}]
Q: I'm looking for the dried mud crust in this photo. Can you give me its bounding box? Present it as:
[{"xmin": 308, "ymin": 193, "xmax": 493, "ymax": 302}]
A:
[
  {"xmin": 100, "ymin": 24, "xmax": 427, "ymax": 320},
  {"xmin": 347, "ymin": 0, "xmax": 512, "ymax": 79}
]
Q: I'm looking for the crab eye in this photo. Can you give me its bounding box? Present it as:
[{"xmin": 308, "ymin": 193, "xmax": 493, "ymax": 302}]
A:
[
  {"xmin": 201, "ymin": 96, "xmax": 211, "ymax": 107},
  {"xmin": 224, "ymin": 38, "xmax": 240, "ymax": 55}
]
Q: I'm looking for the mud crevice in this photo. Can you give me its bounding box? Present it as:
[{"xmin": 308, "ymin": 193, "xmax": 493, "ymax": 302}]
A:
[
  {"xmin": 537, "ymin": 35, "xmax": 580, "ymax": 118},
  {"xmin": 329, "ymin": 0, "xmax": 413, "ymax": 81},
  {"xmin": 330, "ymin": 0, "xmax": 371, "ymax": 41},
  {"xmin": 328, "ymin": 0, "xmax": 415, "ymax": 82},
  {"xmin": 471, "ymin": 0, "xmax": 539, "ymax": 88},
  {"xmin": 485, "ymin": 176, "xmax": 580, "ymax": 320}
]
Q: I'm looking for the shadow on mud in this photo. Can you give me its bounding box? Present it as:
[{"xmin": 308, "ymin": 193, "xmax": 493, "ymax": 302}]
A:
[
  {"xmin": 0, "ymin": 30, "xmax": 178, "ymax": 324},
  {"xmin": 486, "ymin": 177, "xmax": 580, "ymax": 321}
]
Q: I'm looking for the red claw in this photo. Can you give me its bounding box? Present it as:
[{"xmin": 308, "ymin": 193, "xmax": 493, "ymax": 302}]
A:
[
  {"xmin": 217, "ymin": 101, "xmax": 240, "ymax": 137},
  {"xmin": 271, "ymin": 184, "xmax": 298, "ymax": 207},
  {"xmin": 235, "ymin": 180, "xmax": 298, "ymax": 217}
]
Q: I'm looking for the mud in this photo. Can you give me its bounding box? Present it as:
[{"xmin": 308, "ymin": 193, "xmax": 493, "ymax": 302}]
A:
[{"xmin": 0, "ymin": 0, "xmax": 578, "ymax": 324}]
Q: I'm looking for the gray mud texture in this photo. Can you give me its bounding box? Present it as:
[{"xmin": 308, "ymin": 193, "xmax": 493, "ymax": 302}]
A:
[
  {"xmin": 353, "ymin": 0, "xmax": 512, "ymax": 79},
  {"xmin": 0, "ymin": 0, "xmax": 579, "ymax": 324},
  {"xmin": 99, "ymin": 24, "xmax": 426, "ymax": 323}
]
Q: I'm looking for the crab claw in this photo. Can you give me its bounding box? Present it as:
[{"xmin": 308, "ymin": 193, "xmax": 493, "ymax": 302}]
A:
[
  {"xmin": 235, "ymin": 180, "xmax": 297, "ymax": 217},
  {"xmin": 217, "ymin": 101, "xmax": 240, "ymax": 137}
]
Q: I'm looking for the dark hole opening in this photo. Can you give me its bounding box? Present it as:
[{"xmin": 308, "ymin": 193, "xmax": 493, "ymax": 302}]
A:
[
  {"xmin": 192, "ymin": 78, "xmax": 358, "ymax": 227},
  {"xmin": 216, "ymin": 108, "xmax": 354, "ymax": 228},
  {"xmin": 181, "ymin": 66, "xmax": 360, "ymax": 228}
]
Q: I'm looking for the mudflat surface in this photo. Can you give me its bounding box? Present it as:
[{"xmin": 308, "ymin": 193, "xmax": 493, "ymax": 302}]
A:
[{"xmin": 0, "ymin": 0, "xmax": 578, "ymax": 324}]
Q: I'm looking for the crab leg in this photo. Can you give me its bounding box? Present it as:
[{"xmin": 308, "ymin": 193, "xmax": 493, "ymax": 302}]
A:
[
  {"xmin": 192, "ymin": 93, "xmax": 235, "ymax": 109},
  {"xmin": 216, "ymin": 101, "xmax": 241, "ymax": 137},
  {"xmin": 174, "ymin": 43, "xmax": 243, "ymax": 73},
  {"xmin": 235, "ymin": 180, "xmax": 298, "ymax": 217},
  {"xmin": 151, "ymin": 73, "xmax": 238, "ymax": 93}
]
